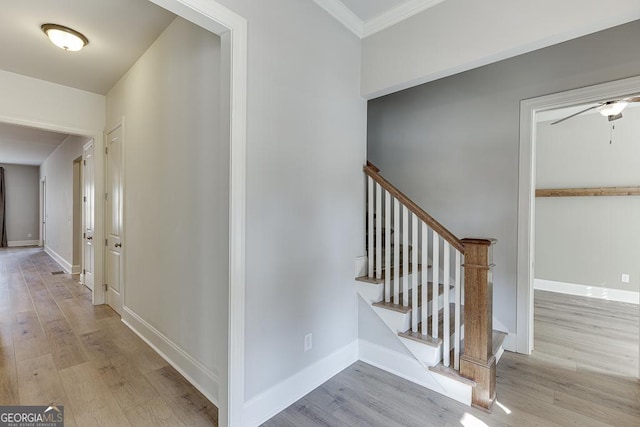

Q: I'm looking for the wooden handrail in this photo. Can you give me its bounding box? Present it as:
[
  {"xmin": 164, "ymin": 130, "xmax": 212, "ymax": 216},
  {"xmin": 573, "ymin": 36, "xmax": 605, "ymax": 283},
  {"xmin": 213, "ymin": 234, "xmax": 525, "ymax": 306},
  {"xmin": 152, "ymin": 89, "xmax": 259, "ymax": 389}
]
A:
[
  {"xmin": 536, "ymin": 186, "xmax": 640, "ymax": 197},
  {"xmin": 364, "ymin": 163, "xmax": 465, "ymax": 253}
]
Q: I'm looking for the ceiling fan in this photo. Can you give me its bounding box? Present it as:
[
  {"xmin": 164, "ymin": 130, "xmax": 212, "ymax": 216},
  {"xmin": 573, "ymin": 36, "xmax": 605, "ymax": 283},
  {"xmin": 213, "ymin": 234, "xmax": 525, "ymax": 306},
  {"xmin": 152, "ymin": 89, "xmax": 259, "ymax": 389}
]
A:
[{"xmin": 551, "ymin": 96, "xmax": 640, "ymax": 125}]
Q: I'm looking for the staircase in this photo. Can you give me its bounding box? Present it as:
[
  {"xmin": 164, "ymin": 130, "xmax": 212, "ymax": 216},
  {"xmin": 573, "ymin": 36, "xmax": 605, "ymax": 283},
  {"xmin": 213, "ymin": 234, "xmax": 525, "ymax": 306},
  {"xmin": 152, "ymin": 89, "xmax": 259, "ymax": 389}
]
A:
[{"xmin": 357, "ymin": 162, "xmax": 506, "ymax": 411}]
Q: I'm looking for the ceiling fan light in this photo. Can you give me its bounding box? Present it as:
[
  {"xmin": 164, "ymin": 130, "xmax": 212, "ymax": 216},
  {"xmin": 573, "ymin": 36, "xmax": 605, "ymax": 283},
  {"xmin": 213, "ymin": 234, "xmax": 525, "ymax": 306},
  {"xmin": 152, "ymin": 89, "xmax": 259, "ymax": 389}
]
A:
[
  {"xmin": 598, "ymin": 101, "xmax": 628, "ymax": 117},
  {"xmin": 41, "ymin": 24, "xmax": 88, "ymax": 52}
]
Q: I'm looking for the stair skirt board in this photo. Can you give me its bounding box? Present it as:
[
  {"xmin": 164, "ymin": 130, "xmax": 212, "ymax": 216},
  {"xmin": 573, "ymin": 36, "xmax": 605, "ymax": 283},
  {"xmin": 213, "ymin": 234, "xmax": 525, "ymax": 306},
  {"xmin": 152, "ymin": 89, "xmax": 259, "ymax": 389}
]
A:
[{"xmin": 359, "ymin": 339, "xmax": 472, "ymax": 406}]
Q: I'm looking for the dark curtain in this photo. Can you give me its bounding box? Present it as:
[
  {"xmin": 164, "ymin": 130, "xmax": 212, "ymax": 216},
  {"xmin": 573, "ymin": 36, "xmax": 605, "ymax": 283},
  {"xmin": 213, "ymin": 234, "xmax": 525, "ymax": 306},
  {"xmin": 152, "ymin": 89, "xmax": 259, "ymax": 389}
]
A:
[{"xmin": 0, "ymin": 167, "xmax": 6, "ymax": 247}]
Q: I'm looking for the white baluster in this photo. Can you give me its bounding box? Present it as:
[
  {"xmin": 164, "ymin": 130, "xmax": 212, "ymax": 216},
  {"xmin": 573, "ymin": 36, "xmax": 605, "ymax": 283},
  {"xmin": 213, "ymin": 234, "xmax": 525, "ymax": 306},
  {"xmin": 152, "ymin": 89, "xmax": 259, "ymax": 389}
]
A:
[
  {"xmin": 375, "ymin": 183, "xmax": 382, "ymax": 280},
  {"xmin": 367, "ymin": 177, "xmax": 374, "ymax": 278},
  {"xmin": 432, "ymin": 232, "xmax": 440, "ymax": 338},
  {"xmin": 454, "ymin": 250, "xmax": 462, "ymax": 370},
  {"xmin": 443, "ymin": 241, "xmax": 450, "ymax": 367},
  {"xmin": 393, "ymin": 198, "xmax": 400, "ymax": 305},
  {"xmin": 384, "ymin": 192, "xmax": 391, "ymax": 303},
  {"xmin": 402, "ymin": 205, "xmax": 409, "ymax": 307},
  {"xmin": 421, "ymin": 222, "xmax": 429, "ymax": 335},
  {"xmin": 411, "ymin": 213, "xmax": 419, "ymax": 333}
]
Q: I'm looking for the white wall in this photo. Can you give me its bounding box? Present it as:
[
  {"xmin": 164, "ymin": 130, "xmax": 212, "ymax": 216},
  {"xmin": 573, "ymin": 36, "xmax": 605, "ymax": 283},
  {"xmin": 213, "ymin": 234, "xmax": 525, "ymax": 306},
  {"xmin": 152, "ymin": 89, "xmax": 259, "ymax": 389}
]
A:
[
  {"xmin": 213, "ymin": 0, "xmax": 367, "ymax": 410},
  {"xmin": 361, "ymin": 0, "xmax": 640, "ymax": 98},
  {"xmin": 535, "ymin": 108, "xmax": 640, "ymax": 293},
  {"xmin": 0, "ymin": 163, "xmax": 39, "ymax": 245},
  {"xmin": 367, "ymin": 21, "xmax": 640, "ymax": 336},
  {"xmin": 40, "ymin": 136, "xmax": 91, "ymax": 269},
  {"xmin": 106, "ymin": 16, "xmax": 226, "ymax": 404},
  {"xmin": 0, "ymin": 69, "xmax": 105, "ymax": 132}
]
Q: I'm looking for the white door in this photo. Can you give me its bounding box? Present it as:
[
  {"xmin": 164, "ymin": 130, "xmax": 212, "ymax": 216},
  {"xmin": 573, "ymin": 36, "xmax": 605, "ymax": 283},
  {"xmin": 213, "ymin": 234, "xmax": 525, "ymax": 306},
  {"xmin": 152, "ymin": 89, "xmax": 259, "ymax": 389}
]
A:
[
  {"xmin": 82, "ymin": 140, "xmax": 95, "ymax": 290},
  {"xmin": 105, "ymin": 125, "xmax": 124, "ymax": 314},
  {"xmin": 40, "ymin": 179, "xmax": 46, "ymax": 247}
]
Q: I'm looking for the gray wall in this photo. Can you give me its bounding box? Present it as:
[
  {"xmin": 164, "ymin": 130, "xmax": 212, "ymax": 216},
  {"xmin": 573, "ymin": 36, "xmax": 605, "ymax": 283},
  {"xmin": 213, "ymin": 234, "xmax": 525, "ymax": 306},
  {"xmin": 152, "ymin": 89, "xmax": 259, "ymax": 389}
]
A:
[
  {"xmin": 0, "ymin": 163, "xmax": 39, "ymax": 244},
  {"xmin": 215, "ymin": 0, "xmax": 367, "ymax": 402},
  {"xmin": 106, "ymin": 17, "xmax": 226, "ymax": 402},
  {"xmin": 40, "ymin": 135, "xmax": 90, "ymax": 268},
  {"xmin": 535, "ymin": 107, "xmax": 640, "ymax": 293},
  {"xmin": 367, "ymin": 20, "xmax": 640, "ymax": 334}
]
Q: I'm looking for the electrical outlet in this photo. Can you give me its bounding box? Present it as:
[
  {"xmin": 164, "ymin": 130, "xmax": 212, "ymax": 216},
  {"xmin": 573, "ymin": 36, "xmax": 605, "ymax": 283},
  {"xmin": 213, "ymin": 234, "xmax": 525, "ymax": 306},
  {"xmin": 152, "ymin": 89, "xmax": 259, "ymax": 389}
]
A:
[
  {"xmin": 621, "ymin": 273, "xmax": 630, "ymax": 283},
  {"xmin": 27, "ymin": 233, "xmax": 32, "ymax": 238},
  {"xmin": 304, "ymin": 333, "xmax": 312, "ymax": 352}
]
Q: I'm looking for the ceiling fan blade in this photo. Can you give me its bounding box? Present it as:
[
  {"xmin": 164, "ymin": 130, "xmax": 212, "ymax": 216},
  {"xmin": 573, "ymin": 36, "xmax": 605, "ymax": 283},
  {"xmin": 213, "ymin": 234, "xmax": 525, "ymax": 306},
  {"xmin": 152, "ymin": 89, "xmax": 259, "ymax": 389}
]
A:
[{"xmin": 550, "ymin": 104, "xmax": 601, "ymax": 125}]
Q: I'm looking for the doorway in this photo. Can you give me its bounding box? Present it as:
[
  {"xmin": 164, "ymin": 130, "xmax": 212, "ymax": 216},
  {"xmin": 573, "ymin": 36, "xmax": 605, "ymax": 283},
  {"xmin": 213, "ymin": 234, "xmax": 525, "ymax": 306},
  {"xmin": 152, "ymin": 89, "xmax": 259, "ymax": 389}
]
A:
[{"xmin": 517, "ymin": 74, "xmax": 640, "ymax": 377}]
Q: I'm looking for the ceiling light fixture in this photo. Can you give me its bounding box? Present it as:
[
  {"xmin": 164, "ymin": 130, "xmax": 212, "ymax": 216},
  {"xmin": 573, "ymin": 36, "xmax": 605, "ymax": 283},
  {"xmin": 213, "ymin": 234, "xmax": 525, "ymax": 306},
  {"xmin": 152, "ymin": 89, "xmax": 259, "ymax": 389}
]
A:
[
  {"xmin": 41, "ymin": 23, "xmax": 89, "ymax": 52},
  {"xmin": 598, "ymin": 101, "xmax": 628, "ymax": 117}
]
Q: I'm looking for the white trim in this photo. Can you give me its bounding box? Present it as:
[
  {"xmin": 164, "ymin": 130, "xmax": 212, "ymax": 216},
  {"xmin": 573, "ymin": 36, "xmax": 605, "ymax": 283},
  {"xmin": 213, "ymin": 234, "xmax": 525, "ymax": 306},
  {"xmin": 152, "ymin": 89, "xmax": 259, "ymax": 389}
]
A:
[
  {"xmin": 535, "ymin": 279, "xmax": 639, "ymax": 305},
  {"xmin": 517, "ymin": 74, "xmax": 640, "ymax": 355},
  {"xmin": 7, "ymin": 240, "xmax": 40, "ymax": 247},
  {"xmin": 43, "ymin": 246, "xmax": 73, "ymax": 273},
  {"xmin": 147, "ymin": 2, "xmax": 248, "ymax": 425},
  {"xmin": 243, "ymin": 341, "xmax": 359, "ymax": 427},
  {"xmin": 122, "ymin": 307, "xmax": 219, "ymax": 405},
  {"xmin": 71, "ymin": 264, "xmax": 81, "ymax": 274},
  {"xmin": 313, "ymin": 0, "xmax": 363, "ymax": 37},
  {"xmin": 313, "ymin": 0, "xmax": 447, "ymax": 39},
  {"xmin": 358, "ymin": 339, "xmax": 471, "ymax": 406},
  {"xmin": 363, "ymin": 0, "xmax": 446, "ymax": 37}
]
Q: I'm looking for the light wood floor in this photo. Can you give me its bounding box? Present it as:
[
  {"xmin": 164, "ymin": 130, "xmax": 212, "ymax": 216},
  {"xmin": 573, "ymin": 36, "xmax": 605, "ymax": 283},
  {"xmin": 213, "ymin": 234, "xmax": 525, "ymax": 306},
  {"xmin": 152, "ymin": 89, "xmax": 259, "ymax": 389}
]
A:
[
  {"xmin": 264, "ymin": 290, "xmax": 639, "ymax": 426},
  {"xmin": 0, "ymin": 247, "xmax": 217, "ymax": 426}
]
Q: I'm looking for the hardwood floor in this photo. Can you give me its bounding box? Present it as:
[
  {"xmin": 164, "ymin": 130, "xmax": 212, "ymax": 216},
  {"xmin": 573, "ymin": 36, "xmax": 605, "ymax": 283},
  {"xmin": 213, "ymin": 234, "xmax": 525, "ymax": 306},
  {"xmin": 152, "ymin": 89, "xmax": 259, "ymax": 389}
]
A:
[
  {"xmin": 0, "ymin": 247, "xmax": 217, "ymax": 426},
  {"xmin": 265, "ymin": 291, "xmax": 639, "ymax": 426}
]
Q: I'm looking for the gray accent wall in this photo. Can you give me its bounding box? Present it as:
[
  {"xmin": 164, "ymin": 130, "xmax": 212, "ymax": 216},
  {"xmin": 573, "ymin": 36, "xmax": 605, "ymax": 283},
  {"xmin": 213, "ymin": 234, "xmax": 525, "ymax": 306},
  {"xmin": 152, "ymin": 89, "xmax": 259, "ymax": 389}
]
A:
[
  {"xmin": 367, "ymin": 20, "xmax": 640, "ymax": 334},
  {"xmin": 535, "ymin": 107, "xmax": 640, "ymax": 293},
  {"xmin": 0, "ymin": 163, "xmax": 39, "ymax": 244}
]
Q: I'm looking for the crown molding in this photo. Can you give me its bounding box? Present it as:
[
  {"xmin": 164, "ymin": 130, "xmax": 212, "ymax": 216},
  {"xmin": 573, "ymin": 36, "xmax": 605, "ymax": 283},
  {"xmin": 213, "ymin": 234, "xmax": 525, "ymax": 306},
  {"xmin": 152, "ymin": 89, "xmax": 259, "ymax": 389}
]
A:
[
  {"xmin": 313, "ymin": 0, "xmax": 364, "ymax": 37},
  {"xmin": 363, "ymin": 0, "xmax": 447, "ymax": 37}
]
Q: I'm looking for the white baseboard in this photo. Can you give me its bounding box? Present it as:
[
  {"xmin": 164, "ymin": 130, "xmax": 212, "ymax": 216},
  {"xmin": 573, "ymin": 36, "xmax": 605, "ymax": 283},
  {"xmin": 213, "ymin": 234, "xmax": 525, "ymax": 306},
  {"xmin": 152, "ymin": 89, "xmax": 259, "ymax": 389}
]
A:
[
  {"xmin": 71, "ymin": 264, "xmax": 81, "ymax": 274},
  {"xmin": 244, "ymin": 341, "xmax": 359, "ymax": 427},
  {"xmin": 121, "ymin": 307, "xmax": 219, "ymax": 407},
  {"xmin": 8, "ymin": 240, "xmax": 40, "ymax": 247},
  {"xmin": 358, "ymin": 339, "xmax": 471, "ymax": 405},
  {"xmin": 535, "ymin": 279, "xmax": 639, "ymax": 305},
  {"xmin": 44, "ymin": 246, "xmax": 72, "ymax": 273}
]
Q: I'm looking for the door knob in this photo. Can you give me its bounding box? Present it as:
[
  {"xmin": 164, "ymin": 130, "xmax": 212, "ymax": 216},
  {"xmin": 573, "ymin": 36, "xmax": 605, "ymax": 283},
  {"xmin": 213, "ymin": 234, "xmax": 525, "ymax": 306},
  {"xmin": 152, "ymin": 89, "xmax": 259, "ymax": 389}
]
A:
[
  {"xmin": 115, "ymin": 243, "xmax": 122, "ymax": 248},
  {"xmin": 87, "ymin": 236, "xmax": 93, "ymax": 240}
]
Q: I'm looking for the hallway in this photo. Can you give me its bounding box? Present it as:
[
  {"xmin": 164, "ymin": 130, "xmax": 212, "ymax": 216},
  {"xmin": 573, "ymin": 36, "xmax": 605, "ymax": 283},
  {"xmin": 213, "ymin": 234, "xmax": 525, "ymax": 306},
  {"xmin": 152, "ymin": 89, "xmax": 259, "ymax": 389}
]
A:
[{"xmin": 0, "ymin": 247, "xmax": 217, "ymax": 426}]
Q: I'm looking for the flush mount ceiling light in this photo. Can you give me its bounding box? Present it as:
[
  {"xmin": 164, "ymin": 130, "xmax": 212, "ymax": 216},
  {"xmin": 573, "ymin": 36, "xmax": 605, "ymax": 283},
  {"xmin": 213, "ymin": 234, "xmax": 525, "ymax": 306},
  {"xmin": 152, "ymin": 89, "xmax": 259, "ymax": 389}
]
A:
[{"xmin": 41, "ymin": 23, "xmax": 89, "ymax": 51}]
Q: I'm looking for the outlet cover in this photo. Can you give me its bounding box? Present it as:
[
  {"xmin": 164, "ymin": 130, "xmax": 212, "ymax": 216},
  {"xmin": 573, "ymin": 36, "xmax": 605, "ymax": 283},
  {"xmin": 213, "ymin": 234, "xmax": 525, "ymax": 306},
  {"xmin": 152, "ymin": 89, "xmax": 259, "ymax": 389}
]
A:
[
  {"xmin": 304, "ymin": 333, "xmax": 312, "ymax": 352},
  {"xmin": 621, "ymin": 274, "xmax": 630, "ymax": 283}
]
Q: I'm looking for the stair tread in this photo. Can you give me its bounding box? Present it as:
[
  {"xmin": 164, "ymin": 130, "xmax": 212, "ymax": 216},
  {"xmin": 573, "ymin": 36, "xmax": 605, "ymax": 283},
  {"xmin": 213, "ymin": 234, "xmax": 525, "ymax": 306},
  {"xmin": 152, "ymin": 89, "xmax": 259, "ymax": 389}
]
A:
[
  {"xmin": 372, "ymin": 283, "xmax": 448, "ymax": 314},
  {"xmin": 428, "ymin": 364, "xmax": 476, "ymax": 387},
  {"xmin": 355, "ymin": 263, "xmax": 429, "ymax": 285},
  {"xmin": 492, "ymin": 330, "xmax": 507, "ymax": 357},
  {"xmin": 398, "ymin": 303, "xmax": 462, "ymax": 346}
]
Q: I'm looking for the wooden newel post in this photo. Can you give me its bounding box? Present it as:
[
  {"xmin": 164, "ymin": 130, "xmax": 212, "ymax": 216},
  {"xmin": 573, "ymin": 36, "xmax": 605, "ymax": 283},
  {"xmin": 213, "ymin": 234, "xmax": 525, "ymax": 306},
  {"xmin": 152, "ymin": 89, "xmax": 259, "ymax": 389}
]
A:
[{"xmin": 460, "ymin": 238, "xmax": 497, "ymax": 412}]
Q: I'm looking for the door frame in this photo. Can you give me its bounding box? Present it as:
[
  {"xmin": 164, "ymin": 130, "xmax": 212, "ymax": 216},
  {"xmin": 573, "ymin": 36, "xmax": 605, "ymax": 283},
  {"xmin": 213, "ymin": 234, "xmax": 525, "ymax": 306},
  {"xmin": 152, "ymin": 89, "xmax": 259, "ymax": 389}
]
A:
[
  {"xmin": 516, "ymin": 74, "xmax": 640, "ymax": 355},
  {"xmin": 104, "ymin": 120, "xmax": 125, "ymax": 314}
]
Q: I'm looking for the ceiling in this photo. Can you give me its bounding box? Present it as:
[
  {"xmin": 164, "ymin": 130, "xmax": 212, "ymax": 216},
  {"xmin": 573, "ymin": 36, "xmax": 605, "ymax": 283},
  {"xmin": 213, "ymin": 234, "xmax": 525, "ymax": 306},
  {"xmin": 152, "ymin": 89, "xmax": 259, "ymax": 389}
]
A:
[
  {"xmin": 315, "ymin": 0, "xmax": 446, "ymax": 37},
  {"xmin": 0, "ymin": 123, "xmax": 69, "ymax": 166},
  {"xmin": 339, "ymin": 0, "xmax": 412, "ymax": 21},
  {"xmin": 0, "ymin": 0, "xmax": 175, "ymax": 166}
]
